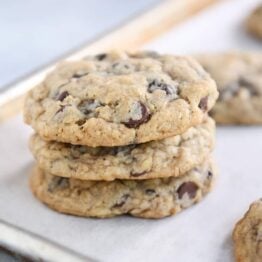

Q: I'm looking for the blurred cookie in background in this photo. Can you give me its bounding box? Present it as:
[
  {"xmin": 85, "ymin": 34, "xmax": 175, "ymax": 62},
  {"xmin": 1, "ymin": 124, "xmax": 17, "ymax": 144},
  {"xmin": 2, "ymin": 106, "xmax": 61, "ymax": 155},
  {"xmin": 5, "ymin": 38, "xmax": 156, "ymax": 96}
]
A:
[
  {"xmin": 246, "ymin": 4, "xmax": 262, "ymax": 40},
  {"xmin": 233, "ymin": 199, "xmax": 262, "ymax": 262},
  {"xmin": 196, "ymin": 52, "xmax": 262, "ymax": 125}
]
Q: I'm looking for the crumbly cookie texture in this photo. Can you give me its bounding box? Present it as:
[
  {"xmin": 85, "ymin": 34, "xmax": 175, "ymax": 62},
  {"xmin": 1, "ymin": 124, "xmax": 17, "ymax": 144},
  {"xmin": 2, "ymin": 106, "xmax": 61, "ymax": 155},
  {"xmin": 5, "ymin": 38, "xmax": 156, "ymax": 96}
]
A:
[
  {"xmin": 30, "ymin": 159, "xmax": 216, "ymax": 219},
  {"xmin": 30, "ymin": 117, "xmax": 215, "ymax": 181},
  {"xmin": 24, "ymin": 51, "xmax": 218, "ymax": 147},
  {"xmin": 233, "ymin": 199, "xmax": 262, "ymax": 262},
  {"xmin": 196, "ymin": 52, "xmax": 262, "ymax": 124},
  {"xmin": 246, "ymin": 4, "xmax": 262, "ymax": 39}
]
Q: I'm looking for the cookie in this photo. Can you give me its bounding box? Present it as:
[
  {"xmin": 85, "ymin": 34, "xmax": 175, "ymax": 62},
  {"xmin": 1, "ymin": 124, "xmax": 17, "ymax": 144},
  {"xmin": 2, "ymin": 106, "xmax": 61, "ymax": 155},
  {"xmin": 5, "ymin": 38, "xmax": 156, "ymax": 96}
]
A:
[
  {"xmin": 29, "ymin": 117, "xmax": 215, "ymax": 181},
  {"xmin": 246, "ymin": 4, "xmax": 262, "ymax": 40},
  {"xmin": 233, "ymin": 199, "xmax": 262, "ymax": 262},
  {"xmin": 24, "ymin": 51, "xmax": 218, "ymax": 147},
  {"xmin": 196, "ymin": 52, "xmax": 262, "ymax": 124},
  {"xmin": 30, "ymin": 159, "xmax": 216, "ymax": 219}
]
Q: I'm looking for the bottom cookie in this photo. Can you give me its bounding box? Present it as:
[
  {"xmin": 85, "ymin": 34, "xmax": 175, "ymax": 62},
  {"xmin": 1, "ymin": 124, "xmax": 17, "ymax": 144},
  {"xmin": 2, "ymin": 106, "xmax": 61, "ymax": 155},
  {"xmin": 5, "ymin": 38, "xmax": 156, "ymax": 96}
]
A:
[
  {"xmin": 30, "ymin": 159, "xmax": 216, "ymax": 219},
  {"xmin": 233, "ymin": 199, "xmax": 262, "ymax": 262}
]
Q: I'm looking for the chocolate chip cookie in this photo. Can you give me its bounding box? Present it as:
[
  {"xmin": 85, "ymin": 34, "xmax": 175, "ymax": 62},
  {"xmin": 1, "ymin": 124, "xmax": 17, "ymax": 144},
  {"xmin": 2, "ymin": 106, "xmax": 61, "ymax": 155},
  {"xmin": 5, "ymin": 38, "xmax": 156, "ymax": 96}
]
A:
[
  {"xmin": 233, "ymin": 199, "xmax": 262, "ymax": 262},
  {"xmin": 30, "ymin": 159, "xmax": 216, "ymax": 218},
  {"xmin": 29, "ymin": 117, "xmax": 215, "ymax": 181},
  {"xmin": 246, "ymin": 4, "xmax": 262, "ymax": 40},
  {"xmin": 196, "ymin": 52, "xmax": 262, "ymax": 124},
  {"xmin": 24, "ymin": 51, "xmax": 218, "ymax": 147}
]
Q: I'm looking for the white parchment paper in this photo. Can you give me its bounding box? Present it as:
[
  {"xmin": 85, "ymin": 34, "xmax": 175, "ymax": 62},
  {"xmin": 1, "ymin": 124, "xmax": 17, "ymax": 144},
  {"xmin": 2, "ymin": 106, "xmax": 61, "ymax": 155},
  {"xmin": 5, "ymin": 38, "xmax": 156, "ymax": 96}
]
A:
[
  {"xmin": 1, "ymin": 115, "xmax": 262, "ymax": 262},
  {"xmin": 0, "ymin": 0, "xmax": 262, "ymax": 261}
]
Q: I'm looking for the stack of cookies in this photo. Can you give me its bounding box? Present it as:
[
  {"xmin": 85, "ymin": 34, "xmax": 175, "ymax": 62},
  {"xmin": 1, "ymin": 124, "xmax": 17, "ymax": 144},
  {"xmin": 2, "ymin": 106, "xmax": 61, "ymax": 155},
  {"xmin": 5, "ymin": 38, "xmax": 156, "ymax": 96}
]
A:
[{"xmin": 24, "ymin": 51, "xmax": 218, "ymax": 218}]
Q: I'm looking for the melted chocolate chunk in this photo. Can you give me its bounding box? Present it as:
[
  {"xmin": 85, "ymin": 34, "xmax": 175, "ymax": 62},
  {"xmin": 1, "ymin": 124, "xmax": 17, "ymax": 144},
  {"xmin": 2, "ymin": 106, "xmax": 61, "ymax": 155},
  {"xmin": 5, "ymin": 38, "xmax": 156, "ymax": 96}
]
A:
[
  {"xmin": 123, "ymin": 102, "xmax": 151, "ymax": 128},
  {"xmin": 56, "ymin": 91, "xmax": 69, "ymax": 101},
  {"xmin": 238, "ymin": 77, "xmax": 259, "ymax": 96},
  {"xmin": 48, "ymin": 177, "xmax": 69, "ymax": 192},
  {"xmin": 78, "ymin": 99, "xmax": 101, "ymax": 115},
  {"xmin": 72, "ymin": 72, "xmax": 88, "ymax": 79},
  {"xmin": 219, "ymin": 82, "xmax": 239, "ymax": 101},
  {"xmin": 220, "ymin": 76, "xmax": 260, "ymax": 101},
  {"xmin": 112, "ymin": 62, "xmax": 129, "ymax": 69},
  {"xmin": 130, "ymin": 171, "xmax": 147, "ymax": 177},
  {"xmin": 75, "ymin": 119, "xmax": 86, "ymax": 126},
  {"xmin": 177, "ymin": 182, "xmax": 198, "ymax": 199},
  {"xmin": 148, "ymin": 80, "xmax": 178, "ymax": 100},
  {"xmin": 56, "ymin": 105, "xmax": 67, "ymax": 114},
  {"xmin": 198, "ymin": 96, "xmax": 208, "ymax": 111},
  {"xmin": 111, "ymin": 61, "xmax": 134, "ymax": 74},
  {"xmin": 113, "ymin": 194, "xmax": 130, "ymax": 208},
  {"xmin": 95, "ymin": 53, "xmax": 107, "ymax": 61},
  {"xmin": 207, "ymin": 171, "xmax": 213, "ymax": 177}
]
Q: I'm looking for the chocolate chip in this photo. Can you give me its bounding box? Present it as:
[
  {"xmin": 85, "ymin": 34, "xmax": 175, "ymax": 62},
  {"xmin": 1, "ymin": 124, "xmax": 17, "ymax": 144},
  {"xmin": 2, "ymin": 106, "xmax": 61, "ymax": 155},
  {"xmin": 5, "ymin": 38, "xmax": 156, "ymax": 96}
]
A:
[
  {"xmin": 198, "ymin": 96, "xmax": 208, "ymax": 111},
  {"xmin": 220, "ymin": 76, "xmax": 259, "ymax": 101},
  {"xmin": 75, "ymin": 119, "xmax": 86, "ymax": 126},
  {"xmin": 78, "ymin": 99, "xmax": 101, "ymax": 115},
  {"xmin": 95, "ymin": 53, "xmax": 107, "ymax": 61},
  {"xmin": 238, "ymin": 77, "xmax": 259, "ymax": 96},
  {"xmin": 219, "ymin": 82, "xmax": 239, "ymax": 101},
  {"xmin": 177, "ymin": 182, "xmax": 198, "ymax": 199},
  {"xmin": 112, "ymin": 62, "xmax": 129, "ymax": 69},
  {"xmin": 112, "ymin": 194, "xmax": 130, "ymax": 208},
  {"xmin": 130, "ymin": 171, "xmax": 147, "ymax": 177},
  {"xmin": 145, "ymin": 189, "xmax": 156, "ymax": 195},
  {"xmin": 48, "ymin": 177, "xmax": 69, "ymax": 192},
  {"xmin": 72, "ymin": 72, "xmax": 88, "ymax": 79},
  {"xmin": 123, "ymin": 102, "xmax": 151, "ymax": 128},
  {"xmin": 148, "ymin": 80, "xmax": 178, "ymax": 100},
  {"xmin": 56, "ymin": 91, "xmax": 69, "ymax": 101},
  {"xmin": 56, "ymin": 105, "xmax": 67, "ymax": 114},
  {"xmin": 111, "ymin": 61, "xmax": 134, "ymax": 74}
]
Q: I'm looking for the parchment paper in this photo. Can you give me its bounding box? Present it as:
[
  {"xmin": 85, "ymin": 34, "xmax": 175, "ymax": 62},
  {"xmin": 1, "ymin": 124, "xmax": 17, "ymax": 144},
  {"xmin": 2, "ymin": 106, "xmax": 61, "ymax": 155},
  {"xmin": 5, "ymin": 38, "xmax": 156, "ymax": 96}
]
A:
[{"xmin": 1, "ymin": 0, "xmax": 262, "ymax": 261}]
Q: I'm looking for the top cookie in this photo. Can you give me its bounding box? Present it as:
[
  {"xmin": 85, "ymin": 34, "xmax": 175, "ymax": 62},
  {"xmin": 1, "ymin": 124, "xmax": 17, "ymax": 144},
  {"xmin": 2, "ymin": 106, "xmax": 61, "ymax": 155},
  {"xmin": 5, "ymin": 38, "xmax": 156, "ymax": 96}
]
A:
[
  {"xmin": 196, "ymin": 52, "xmax": 262, "ymax": 124},
  {"xmin": 24, "ymin": 51, "xmax": 218, "ymax": 147},
  {"xmin": 233, "ymin": 199, "xmax": 262, "ymax": 262},
  {"xmin": 246, "ymin": 4, "xmax": 262, "ymax": 39}
]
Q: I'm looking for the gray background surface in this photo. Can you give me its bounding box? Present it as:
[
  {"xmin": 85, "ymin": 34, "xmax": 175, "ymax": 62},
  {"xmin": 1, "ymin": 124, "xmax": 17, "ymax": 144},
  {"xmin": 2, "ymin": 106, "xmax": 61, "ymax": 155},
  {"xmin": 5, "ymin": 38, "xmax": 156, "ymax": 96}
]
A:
[{"xmin": 0, "ymin": 0, "xmax": 159, "ymax": 90}]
